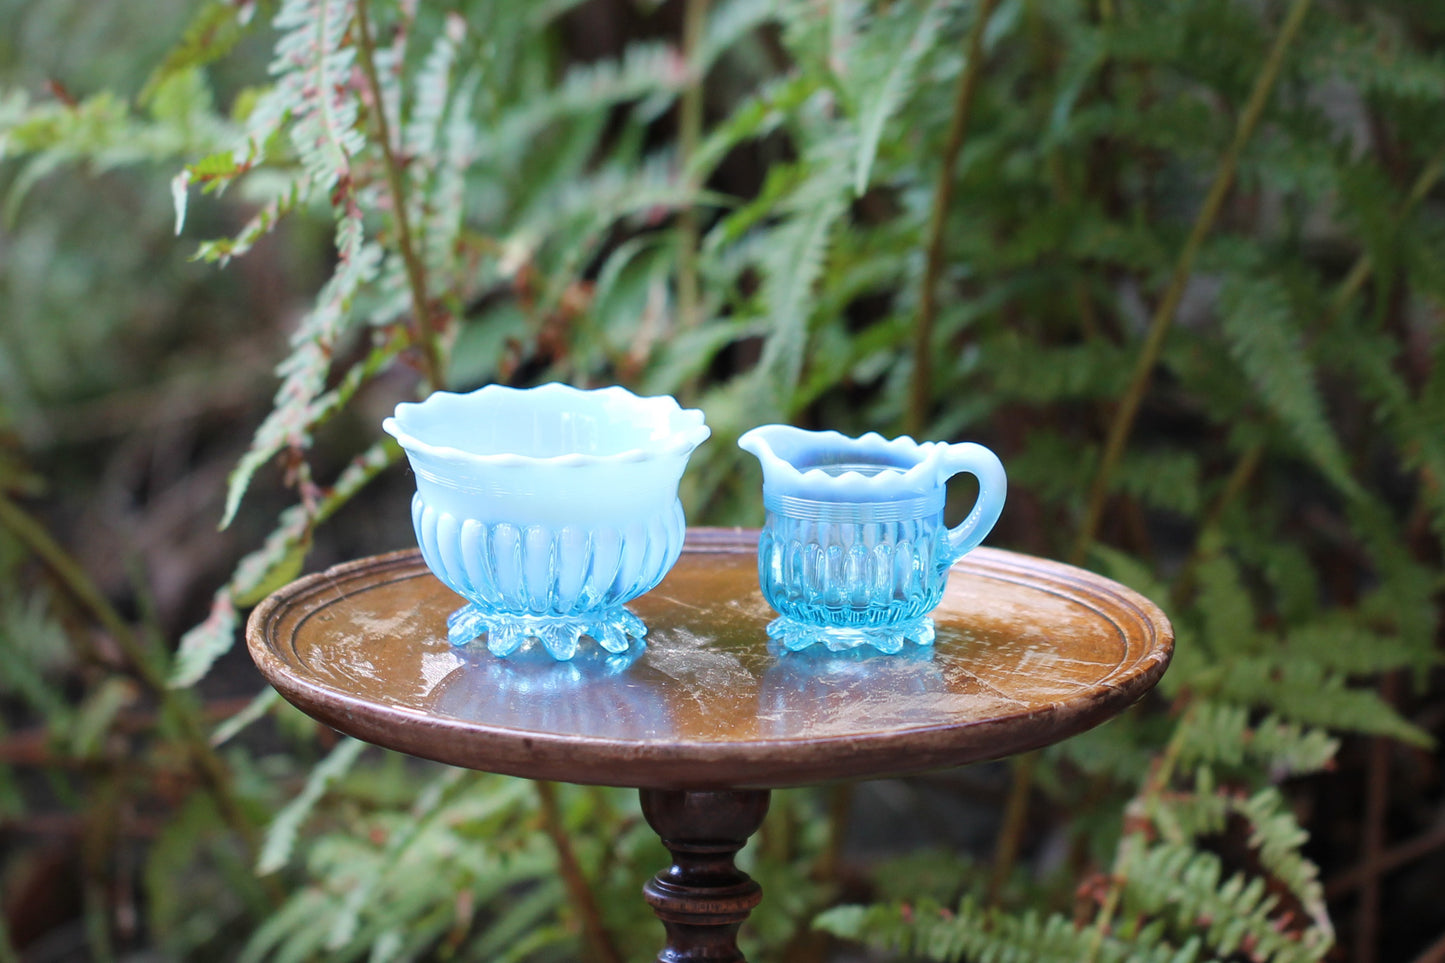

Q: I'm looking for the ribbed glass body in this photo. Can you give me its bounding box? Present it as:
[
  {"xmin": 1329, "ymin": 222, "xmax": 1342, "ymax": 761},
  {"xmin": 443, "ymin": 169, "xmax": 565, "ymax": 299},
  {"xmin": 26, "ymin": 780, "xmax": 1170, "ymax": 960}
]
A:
[
  {"xmin": 412, "ymin": 494, "xmax": 686, "ymax": 618},
  {"xmin": 756, "ymin": 488, "xmax": 951, "ymax": 630}
]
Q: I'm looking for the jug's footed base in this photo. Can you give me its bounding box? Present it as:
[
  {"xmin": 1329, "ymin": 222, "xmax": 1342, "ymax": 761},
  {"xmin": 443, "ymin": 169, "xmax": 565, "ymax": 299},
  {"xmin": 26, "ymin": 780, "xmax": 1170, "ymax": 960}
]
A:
[
  {"xmin": 447, "ymin": 605, "xmax": 647, "ymax": 661},
  {"xmin": 766, "ymin": 616, "xmax": 935, "ymax": 655}
]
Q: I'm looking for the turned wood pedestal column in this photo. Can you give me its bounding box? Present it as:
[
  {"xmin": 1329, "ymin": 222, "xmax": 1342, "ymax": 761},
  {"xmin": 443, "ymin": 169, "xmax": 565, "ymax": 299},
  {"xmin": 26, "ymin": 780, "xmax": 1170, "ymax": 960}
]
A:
[
  {"xmin": 641, "ymin": 789, "xmax": 770, "ymax": 963},
  {"xmin": 247, "ymin": 529, "xmax": 1172, "ymax": 962}
]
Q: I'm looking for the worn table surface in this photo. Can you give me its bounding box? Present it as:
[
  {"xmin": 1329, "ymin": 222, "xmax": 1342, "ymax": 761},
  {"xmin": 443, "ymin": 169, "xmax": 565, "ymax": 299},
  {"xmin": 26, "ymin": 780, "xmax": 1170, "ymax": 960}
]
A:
[{"xmin": 246, "ymin": 528, "xmax": 1172, "ymax": 790}]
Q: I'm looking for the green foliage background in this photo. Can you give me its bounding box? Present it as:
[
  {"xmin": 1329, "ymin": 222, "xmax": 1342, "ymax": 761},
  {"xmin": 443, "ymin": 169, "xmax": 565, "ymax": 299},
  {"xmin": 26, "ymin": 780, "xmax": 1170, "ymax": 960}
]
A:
[{"xmin": 2, "ymin": 0, "xmax": 1443, "ymax": 960}]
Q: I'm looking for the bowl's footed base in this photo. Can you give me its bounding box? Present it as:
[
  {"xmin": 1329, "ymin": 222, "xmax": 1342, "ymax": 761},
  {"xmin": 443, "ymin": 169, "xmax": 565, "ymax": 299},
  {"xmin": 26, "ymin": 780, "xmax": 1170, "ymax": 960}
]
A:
[
  {"xmin": 766, "ymin": 615, "xmax": 935, "ymax": 655},
  {"xmin": 447, "ymin": 605, "xmax": 647, "ymax": 660}
]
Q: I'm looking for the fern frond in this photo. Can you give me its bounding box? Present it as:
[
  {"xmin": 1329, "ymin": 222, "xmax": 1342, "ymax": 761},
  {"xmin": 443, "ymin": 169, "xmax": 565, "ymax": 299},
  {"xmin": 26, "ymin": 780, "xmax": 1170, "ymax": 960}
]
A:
[
  {"xmin": 1244, "ymin": 538, "xmax": 1320, "ymax": 625},
  {"xmin": 220, "ymin": 214, "xmax": 383, "ymax": 528},
  {"xmin": 173, "ymin": 0, "xmax": 362, "ymax": 237},
  {"xmin": 868, "ymin": 849, "xmax": 983, "ymax": 905},
  {"xmin": 170, "ymin": 593, "xmax": 241, "ymax": 691},
  {"xmin": 985, "ymin": 334, "xmax": 1133, "ymax": 404},
  {"xmin": 0, "ymin": 605, "xmax": 74, "ymax": 745},
  {"xmin": 503, "ymin": 152, "xmax": 713, "ymax": 332},
  {"xmin": 258, "ymin": 738, "xmax": 368, "ymax": 875},
  {"xmin": 818, "ymin": 895, "xmax": 1213, "ymax": 963},
  {"xmin": 172, "ymin": 438, "xmax": 398, "ymax": 687},
  {"xmin": 422, "ymin": 70, "xmax": 482, "ymax": 285},
  {"xmin": 1062, "ymin": 208, "xmax": 1174, "ymax": 274},
  {"xmin": 170, "ymin": 0, "xmax": 367, "ymax": 241},
  {"xmin": 698, "ymin": 0, "xmax": 783, "ymax": 74},
  {"xmin": 1304, "ymin": 19, "xmax": 1445, "ymax": 102},
  {"xmin": 794, "ymin": 311, "xmax": 913, "ymax": 411},
  {"xmin": 1218, "ymin": 274, "xmax": 1360, "ymax": 499},
  {"xmin": 1046, "ymin": 713, "xmax": 1160, "ymax": 787},
  {"xmin": 273, "ymin": 0, "xmax": 364, "ymax": 192},
  {"xmin": 1285, "ymin": 614, "xmax": 1436, "ymax": 679},
  {"xmin": 1065, "ymin": 93, "xmax": 1223, "ymax": 167},
  {"xmin": 1224, "ymin": 658, "xmax": 1431, "ymax": 747},
  {"xmin": 466, "ymin": 879, "xmax": 570, "ymax": 962},
  {"xmin": 403, "ymin": 13, "xmax": 465, "ymax": 165},
  {"xmin": 484, "ymin": 42, "xmax": 688, "ymax": 161},
  {"xmin": 1122, "ymin": 843, "xmax": 1328, "ymax": 963},
  {"xmin": 1174, "ymin": 702, "xmax": 1251, "ymax": 769},
  {"xmin": 3, "ymin": 78, "xmax": 228, "ymax": 224},
  {"xmin": 210, "ymin": 689, "xmax": 282, "ymax": 748},
  {"xmin": 1234, "ymin": 788, "xmax": 1331, "ymax": 938},
  {"xmin": 1172, "ymin": 702, "xmax": 1339, "ymax": 779},
  {"xmin": 1193, "ymin": 549, "xmax": 1261, "ymax": 656},
  {"xmin": 320, "ymin": 774, "xmax": 525, "ymax": 949},
  {"xmin": 1148, "ymin": 768, "xmax": 1231, "ymax": 845},
  {"xmin": 139, "ymin": 0, "xmax": 256, "ymax": 105},
  {"xmin": 845, "ymin": 0, "xmax": 950, "ymax": 196},
  {"xmin": 1113, "ymin": 448, "xmax": 1203, "ymax": 515},
  {"xmin": 643, "ymin": 318, "xmax": 767, "ymax": 398},
  {"xmin": 191, "ymin": 180, "xmax": 310, "ymax": 265},
  {"xmin": 756, "ymin": 202, "xmax": 849, "ymax": 413},
  {"xmin": 264, "ymin": 773, "xmax": 569, "ymax": 961},
  {"xmin": 239, "ymin": 887, "xmax": 332, "ymax": 963},
  {"xmin": 1248, "ymin": 717, "xmax": 1339, "ymax": 780},
  {"xmin": 746, "ymin": 158, "xmax": 851, "ymax": 417},
  {"xmin": 1089, "ymin": 543, "xmax": 1172, "ymax": 613},
  {"xmin": 1345, "ymin": 326, "xmax": 1445, "ymax": 545},
  {"xmin": 1, "ymin": 87, "xmax": 197, "ymax": 166},
  {"xmin": 689, "ymin": 72, "xmax": 821, "ymax": 181},
  {"xmin": 704, "ymin": 160, "xmax": 811, "ymax": 253}
]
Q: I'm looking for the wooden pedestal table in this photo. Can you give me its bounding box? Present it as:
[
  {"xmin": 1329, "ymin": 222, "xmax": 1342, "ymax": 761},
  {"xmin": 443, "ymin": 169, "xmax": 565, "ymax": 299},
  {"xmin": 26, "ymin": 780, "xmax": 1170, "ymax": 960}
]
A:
[{"xmin": 247, "ymin": 529, "xmax": 1172, "ymax": 963}]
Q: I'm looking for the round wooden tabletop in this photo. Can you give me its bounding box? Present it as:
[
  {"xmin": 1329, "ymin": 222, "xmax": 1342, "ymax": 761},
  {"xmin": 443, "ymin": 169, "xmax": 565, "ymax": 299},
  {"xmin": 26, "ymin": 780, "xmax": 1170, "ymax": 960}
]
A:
[{"xmin": 246, "ymin": 529, "xmax": 1172, "ymax": 790}]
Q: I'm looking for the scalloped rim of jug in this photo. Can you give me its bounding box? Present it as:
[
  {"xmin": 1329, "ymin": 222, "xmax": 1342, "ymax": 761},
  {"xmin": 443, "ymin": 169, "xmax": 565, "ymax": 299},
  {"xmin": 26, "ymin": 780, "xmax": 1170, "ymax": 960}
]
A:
[{"xmin": 738, "ymin": 426, "xmax": 947, "ymax": 501}]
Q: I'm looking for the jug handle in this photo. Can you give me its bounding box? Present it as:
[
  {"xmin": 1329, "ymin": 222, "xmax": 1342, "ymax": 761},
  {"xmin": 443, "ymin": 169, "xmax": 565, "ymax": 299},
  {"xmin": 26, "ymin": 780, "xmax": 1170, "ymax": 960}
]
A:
[{"xmin": 939, "ymin": 442, "xmax": 1007, "ymax": 562}]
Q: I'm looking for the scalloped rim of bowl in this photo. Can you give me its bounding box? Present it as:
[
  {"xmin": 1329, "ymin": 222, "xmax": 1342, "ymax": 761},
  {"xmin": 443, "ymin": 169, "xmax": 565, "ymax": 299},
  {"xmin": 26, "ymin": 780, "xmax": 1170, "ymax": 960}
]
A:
[
  {"xmin": 383, "ymin": 383, "xmax": 710, "ymax": 467},
  {"xmin": 737, "ymin": 426, "xmax": 945, "ymax": 499}
]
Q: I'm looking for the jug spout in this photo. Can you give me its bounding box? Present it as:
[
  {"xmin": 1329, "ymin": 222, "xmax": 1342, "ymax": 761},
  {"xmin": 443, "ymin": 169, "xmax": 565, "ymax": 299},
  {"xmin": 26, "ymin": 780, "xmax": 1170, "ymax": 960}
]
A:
[
  {"xmin": 736, "ymin": 424, "xmax": 797, "ymax": 475},
  {"xmin": 735, "ymin": 424, "xmax": 777, "ymax": 462},
  {"xmin": 738, "ymin": 424, "xmax": 840, "ymax": 494}
]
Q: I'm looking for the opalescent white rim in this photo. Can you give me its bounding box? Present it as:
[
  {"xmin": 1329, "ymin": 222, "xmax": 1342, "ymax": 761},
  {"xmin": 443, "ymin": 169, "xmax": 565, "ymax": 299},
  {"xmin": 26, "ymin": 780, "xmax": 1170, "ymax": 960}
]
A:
[{"xmin": 383, "ymin": 383, "xmax": 711, "ymax": 468}]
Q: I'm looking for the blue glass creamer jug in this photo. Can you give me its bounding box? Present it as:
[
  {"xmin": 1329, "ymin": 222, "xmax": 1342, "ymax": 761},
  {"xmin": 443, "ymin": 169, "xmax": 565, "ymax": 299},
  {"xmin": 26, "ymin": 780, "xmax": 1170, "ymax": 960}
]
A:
[{"xmin": 738, "ymin": 426, "xmax": 1005, "ymax": 654}]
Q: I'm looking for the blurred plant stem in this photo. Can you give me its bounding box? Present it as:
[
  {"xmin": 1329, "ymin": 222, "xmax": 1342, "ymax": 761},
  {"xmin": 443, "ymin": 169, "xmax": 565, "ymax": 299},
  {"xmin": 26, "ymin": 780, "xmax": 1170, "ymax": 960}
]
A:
[
  {"xmin": 677, "ymin": 0, "xmax": 710, "ymax": 351},
  {"xmin": 0, "ymin": 491, "xmax": 268, "ymax": 881},
  {"xmin": 991, "ymin": 0, "xmax": 1316, "ymax": 904},
  {"xmin": 1331, "ymin": 142, "xmax": 1445, "ymax": 316},
  {"xmin": 908, "ymin": 0, "xmax": 1000, "ymax": 438},
  {"xmin": 1173, "ymin": 138, "xmax": 1445, "ymax": 605},
  {"xmin": 1069, "ymin": 0, "xmax": 1316, "ymax": 566},
  {"xmin": 355, "ymin": 0, "xmax": 446, "ymax": 391},
  {"xmin": 1081, "ymin": 702, "xmax": 1198, "ymax": 963},
  {"xmin": 0, "ymin": 917, "xmax": 17, "ymax": 963},
  {"xmin": 534, "ymin": 781, "xmax": 624, "ymax": 963}
]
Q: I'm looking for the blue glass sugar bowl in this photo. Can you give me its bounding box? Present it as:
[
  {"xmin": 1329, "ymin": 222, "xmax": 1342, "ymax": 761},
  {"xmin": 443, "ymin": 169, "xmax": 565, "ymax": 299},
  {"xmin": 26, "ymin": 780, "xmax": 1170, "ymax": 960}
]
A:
[
  {"xmin": 384, "ymin": 383, "xmax": 710, "ymax": 660},
  {"xmin": 738, "ymin": 425, "xmax": 1005, "ymax": 654}
]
